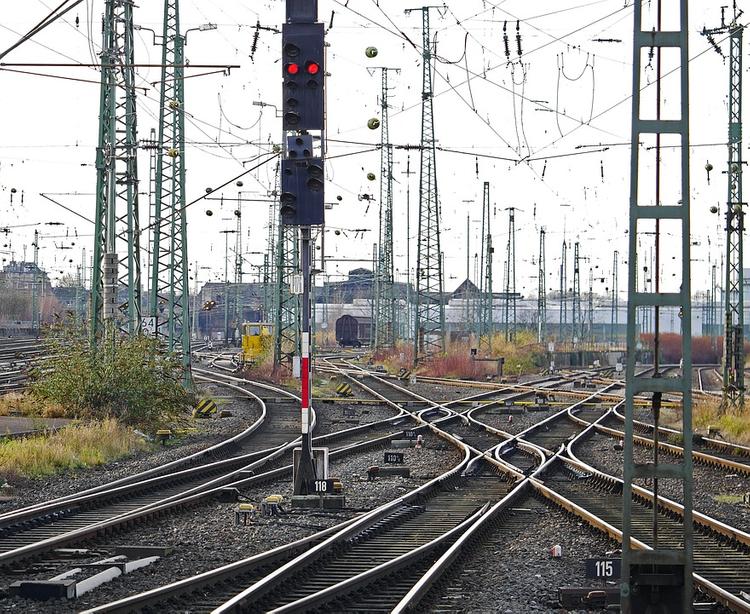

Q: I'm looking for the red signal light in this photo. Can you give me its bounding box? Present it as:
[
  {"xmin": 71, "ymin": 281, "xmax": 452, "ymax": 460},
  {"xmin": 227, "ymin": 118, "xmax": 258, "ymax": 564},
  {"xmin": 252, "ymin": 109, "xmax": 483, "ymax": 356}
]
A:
[
  {"xmin": 306, "ymin": 61, "xmax": 320, "ymax": 75},
  {"xmin": 286, "ymin": 63, "xmax": 300, "ymax": 75}
]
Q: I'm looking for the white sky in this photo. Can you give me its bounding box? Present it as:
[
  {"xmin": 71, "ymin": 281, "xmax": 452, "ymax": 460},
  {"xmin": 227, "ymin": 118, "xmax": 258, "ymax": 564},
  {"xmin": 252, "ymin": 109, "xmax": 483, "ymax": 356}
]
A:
[{"xmin": 0, "ymin": 0, "xmax": 739, "ymax": 299}]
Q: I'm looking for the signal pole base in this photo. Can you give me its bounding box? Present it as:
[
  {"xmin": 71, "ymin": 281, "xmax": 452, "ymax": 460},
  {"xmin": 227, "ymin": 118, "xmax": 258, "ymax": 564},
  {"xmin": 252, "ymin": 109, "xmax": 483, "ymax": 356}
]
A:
[{"xmin": 291, "ymin": 494, "xmax": 345, "ymax": 509}]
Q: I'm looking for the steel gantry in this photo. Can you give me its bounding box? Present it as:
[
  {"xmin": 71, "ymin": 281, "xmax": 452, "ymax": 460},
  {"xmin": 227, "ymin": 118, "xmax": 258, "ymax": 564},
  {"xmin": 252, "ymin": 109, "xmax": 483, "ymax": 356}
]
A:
[
  {"xmin": 477, "ymin": 181, "xmax": 493, "ymax": 353},
  {"xmin": 407, "ymin": 6, "xmax": 444, "ymax": 364},
  {"xmin": 374, "ymin": 67, "xmax": 397, "ymax": 350},
  {"xmin": 91, "ymin": 0, "xmax": 142, "ymax": 346},
  {"xmin": 537, "ymin": 227, "xmax": 547, "ymax": 343},
  {"xmin": 622, "ymin": 1, "xmax": 693, "ymax": 610},
  {"xmin": 149, "ymin": 0, "xmax": 192, "ymax": 386},
  {"xmin": 704, "ymin": 6, "xmax": 745, "ymax": 408}
]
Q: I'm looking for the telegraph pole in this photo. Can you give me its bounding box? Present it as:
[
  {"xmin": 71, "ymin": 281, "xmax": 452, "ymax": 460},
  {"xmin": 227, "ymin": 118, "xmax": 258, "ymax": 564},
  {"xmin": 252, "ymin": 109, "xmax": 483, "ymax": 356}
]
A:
[
  {"xmin": 537, "ymin": 228, "xmax": 547, "ymax": 343},
  {"xmin": 374, "ymin": 67, "xmax": 398, "ymax": 350},
  {"xmin": 91, "ymin": 0, "xmax": 142, "ymax": 347},
  {"xmin": 704, "ymin": 4, "xmax": 745, "ymax": 408},
  {"xmin": 280, "ymin": 0, "xmax": 326, "ymax": 497},
  {"xmin": 150, "ymin": 0, "xmax": 192, "ymax": 387},
  {"xmin": 406, "ymin": 6, "xmax": 444, "ymax": 364}
]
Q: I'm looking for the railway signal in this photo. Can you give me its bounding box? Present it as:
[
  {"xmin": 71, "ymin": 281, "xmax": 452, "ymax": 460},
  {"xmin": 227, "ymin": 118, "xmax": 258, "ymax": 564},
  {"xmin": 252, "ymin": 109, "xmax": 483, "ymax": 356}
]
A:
[{"xmin": 281, "ymin": 22, "xmax": 324, "ymax": 131}]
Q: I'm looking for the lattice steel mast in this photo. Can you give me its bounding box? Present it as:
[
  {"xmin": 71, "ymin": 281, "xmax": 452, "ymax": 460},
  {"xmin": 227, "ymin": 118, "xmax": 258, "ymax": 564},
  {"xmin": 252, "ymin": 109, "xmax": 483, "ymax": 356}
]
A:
[
  {"xmin": 31, "ymin": 230, "xmax": 40, "ymax": 334},
  {"xmin": 374, "ymin": 67, "xmax": 397, "ymax": 349},
  {"xmin": 704, "ymin": 5, "xmax": 745, "ymax": 408},
  {"xmin": 478, "ymin": 181, "xmax": 493, "ymax": 352},
  {"xmin": 504, "ymin": 207, "xmax": 516, "ymax": 342},
  {"xmin": 273, "ymin": 212, "xmax": 300, "ymax": 370},
  {"xmin": 149, "ymin": 0, "xmax": 191, "ymax": 385},
  {"xmin": 558, "ymin": 239, "xmax": 567, "ymax": 342},
  {"xmin": 91, "ymin": 0, "xmax": 142, "ymax": 345},
  {"xmin": 537, "ymin": 228, "xmax": 546, "ymax": 343},
  {"xmin": 611, "ymin": 250, "xmax": 618, "ymax": 345},
  {"xmin": 622, "ymin": 0, "xmax": 693, "ymax": 609},
  {"xmin": 572, "ymin": 241, "xmax": 581, "ymax": 344},
  {"xmin": 407, "ymin": 6, "xmax": 444, "ymax": 364}
]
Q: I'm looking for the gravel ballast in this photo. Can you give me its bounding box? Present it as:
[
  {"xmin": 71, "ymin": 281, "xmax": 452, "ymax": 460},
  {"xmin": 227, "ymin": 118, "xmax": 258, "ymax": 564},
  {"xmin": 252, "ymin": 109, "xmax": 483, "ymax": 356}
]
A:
[
  {"xmin": 0, "ymin": 435, "xmax": 462, "ymax": 613},
  {"xmin": 426, "ymin": 495, "xmax": 618, "ymax": 613},
  {"xmin": 574, "ymin": 430, "xmax": 750, "ymax": 533}
]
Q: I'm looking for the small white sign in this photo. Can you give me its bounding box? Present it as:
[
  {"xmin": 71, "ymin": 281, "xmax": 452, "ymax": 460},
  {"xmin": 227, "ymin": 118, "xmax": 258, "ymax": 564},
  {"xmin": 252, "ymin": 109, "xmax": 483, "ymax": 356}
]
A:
[
  {"xmin": 548, "ymin": 342, "xmax": 555, "ymax": 353},
  {"xmin": 293, "ymin": 356, "xmax": 301, "ymax": 378},
  {"xmin": 616, "ymin": 362, "xmax": 623, "ymax": 373},
  {"xmin": 141, "ymin": 316, "xmax": 157, "ymax": 336},
  {"xmin": 291, "ymin": 274, "xmax": 304, "ymax": 295}
]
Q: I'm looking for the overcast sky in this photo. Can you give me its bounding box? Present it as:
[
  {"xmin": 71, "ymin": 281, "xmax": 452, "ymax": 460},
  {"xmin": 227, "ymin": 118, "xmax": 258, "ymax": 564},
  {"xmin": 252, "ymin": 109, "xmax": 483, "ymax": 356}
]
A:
[{"xmin": 0, "ymin": 0, "xmax": 738, "ymax": 299}]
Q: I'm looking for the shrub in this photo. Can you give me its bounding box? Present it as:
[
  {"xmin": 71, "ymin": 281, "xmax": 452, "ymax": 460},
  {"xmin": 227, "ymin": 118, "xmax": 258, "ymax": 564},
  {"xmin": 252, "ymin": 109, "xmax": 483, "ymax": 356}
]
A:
[{"xmin": 31, "ymin": 324, "xmax": 192, "ymax": 430}]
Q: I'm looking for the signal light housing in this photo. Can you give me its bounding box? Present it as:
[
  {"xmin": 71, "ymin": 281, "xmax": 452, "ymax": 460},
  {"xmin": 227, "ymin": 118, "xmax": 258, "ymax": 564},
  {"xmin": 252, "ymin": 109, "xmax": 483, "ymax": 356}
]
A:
[
  {"xmin": 281, "ymin": 158, "xmax": 324, "ymax": 226},
  {"xmin": 282, "ymin": 22, "xmax": 324, "ymax": 131}
]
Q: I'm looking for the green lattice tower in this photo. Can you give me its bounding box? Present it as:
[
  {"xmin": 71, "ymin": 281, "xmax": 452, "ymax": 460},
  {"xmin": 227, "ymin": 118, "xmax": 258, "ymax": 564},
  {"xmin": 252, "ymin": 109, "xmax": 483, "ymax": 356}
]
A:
[
  {"xmin": 610, "ymin": 250, "xmax": 618, "ymax": 345},
  {"xmin": 91, "ymin": 0, "xmax": 142, "ymax": 347},
  {"xmin": 263, "ymin": 166, "xmax": 279, "ymax": 322},
  {"xmin": 712, "ymin": 14, "xmax": 745, "ymax": 408},
  {"xmin": 149, "ymin": 0, "xmax": 191, "ymax": 387},
  {"xmin": 273, "ymin": 209, "xmax": 300, "ymax": 370},
  {"xmin": 587, "ymin": 266, "xmax": 593, "ymax": 346},
  {"xmin": 478, "ymin": 181, "xmax": 493, "ymax": 353},
  {"xmin": 374, "ymin": 67, "xmax": 397, "ymax": 350},
  {"xmin": 537, "ymin": 228, "xmax": 546, "ymax": 343},
  {"xmin": 622, "ymin": 0, "xmax": 693, "ymax": 609},
  {"xmin": 31, "ymin": 230, "xmax": 40, "ymax": 334},
  {"xmin": 407, "ymin": 7, "xmax": 444, "ymax": 364},
  {"xmin": 503, "ymin": 207, "xmax": 517, "ymax": 342},
  {"xmin": 234, "ymin": 204, "xmax": 243, "ymax": 341},
  {"xmin": 571, "ymin": 241, "xmax": 581, "ymax": 344},
  {"xmin": 558, "ymin": 239, "xmax": 567, "ymax": 342}
]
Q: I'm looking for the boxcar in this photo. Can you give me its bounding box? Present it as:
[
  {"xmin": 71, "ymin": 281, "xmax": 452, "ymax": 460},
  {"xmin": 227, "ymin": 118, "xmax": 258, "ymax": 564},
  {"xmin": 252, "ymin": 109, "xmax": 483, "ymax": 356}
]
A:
[{"xmin": 335, "ymin": 314, "xmax": 371, "ymax": 347}]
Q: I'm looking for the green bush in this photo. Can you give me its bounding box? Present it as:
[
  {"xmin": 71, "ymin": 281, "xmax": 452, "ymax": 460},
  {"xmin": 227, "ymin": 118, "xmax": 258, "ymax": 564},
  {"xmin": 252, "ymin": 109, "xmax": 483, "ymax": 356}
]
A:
[{"xmin": 31, "ymin": 324, "xmax": 192, "ymax": 430}]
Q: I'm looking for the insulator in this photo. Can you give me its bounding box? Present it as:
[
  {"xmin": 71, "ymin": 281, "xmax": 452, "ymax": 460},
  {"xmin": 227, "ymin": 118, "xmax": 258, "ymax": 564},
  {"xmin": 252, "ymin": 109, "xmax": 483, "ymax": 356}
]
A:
[{"xmin": 205, "ymin": 210, "xmax": 213, "ymax": 216}]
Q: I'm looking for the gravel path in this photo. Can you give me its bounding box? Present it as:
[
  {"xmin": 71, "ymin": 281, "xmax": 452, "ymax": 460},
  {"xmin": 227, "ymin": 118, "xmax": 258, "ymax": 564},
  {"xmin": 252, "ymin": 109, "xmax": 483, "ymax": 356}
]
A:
[
  {"xmin": 574, "ymin": 430, "xmax": 750, "ymax": 533},
  {"xmin": 0, "ymin": 382, "xmax": 261, "ymax": 514},
  {"xmin": 1, "ymin": 435, "xmax": 462, "ymax": 613},
  {"xmin": 425, "ymin": 494, "xmax": 618, "ymax": 613}
]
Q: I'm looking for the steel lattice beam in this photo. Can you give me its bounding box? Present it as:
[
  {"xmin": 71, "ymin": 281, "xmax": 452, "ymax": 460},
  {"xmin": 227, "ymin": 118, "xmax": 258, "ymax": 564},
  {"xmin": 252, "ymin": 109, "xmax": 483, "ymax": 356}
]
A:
[
  {"xmin": 91, "ymin": 0, "xmax": 142, "ymax": 345},
  {"xmin": 478, "ymin": 181, "xmax": 493, "ymax": 352},
  {"xmin": 537, "ymin": 228, "xmax": 546, "ymax": 343},
  {"xmin": 149, "ymin": 0, "xmax": 191, "ymax": 387},
  {"xmin": 622, "ymin": 1, "xmax": 693, "ymax": 610},
  {"xmin": 504, "ymin": 207, "xmax": 516, "ymax": 342},
  {"xmin": 411, "ymin": 7, "xmax": 444, "ymax": 364},
  {"xmin": 374, "ymin": 68, "xmax": 397, "ymax": 350}
]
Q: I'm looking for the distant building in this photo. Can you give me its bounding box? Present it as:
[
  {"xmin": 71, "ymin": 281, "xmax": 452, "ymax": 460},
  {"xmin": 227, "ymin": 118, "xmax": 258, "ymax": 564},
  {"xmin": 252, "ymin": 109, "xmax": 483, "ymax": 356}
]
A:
[{"xmin": 0, "ymin": 261, "xmax": 52, "ymax": 293}]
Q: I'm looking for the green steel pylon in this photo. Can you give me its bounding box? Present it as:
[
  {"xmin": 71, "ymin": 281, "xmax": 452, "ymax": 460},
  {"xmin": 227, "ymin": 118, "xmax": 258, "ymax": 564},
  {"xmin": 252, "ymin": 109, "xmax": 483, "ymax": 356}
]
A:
[
  {"xmin": 149, "ymin": 0, "xmax": 191, "ymax": 387},
  {"xmin": 375, "ymin": 67, "xmax": 397, "ymax": 350},
  {"xmin": 622, "ymin": 0, "xmax": 693, "ymax": 609},
  {"xmin": 234, "ymin": 203, "xmax": 243, "ymax": 339},
  {"xmin": 610, "ymin": 250, "xmax": 618, "ymax": 345},
  {"xmin": 503, "ymin": 207, "xmax": 517, "ymax": 342},
  {"xmin": 704, "ymin": 7, "xmax": 745, "ymax": 408},
  {"xmin": 407, "ymin": 7, "xmax": 444, "ymax": 364},
  {"xmin": 558, "ymin": 239, "xmax": 567, "ymax": 342},
  {"xmin": 537, "ymin": 228, "xmax": 546, "ymax": 343},
  {"xmin": 273, "ymin": 199, "xmax": 300, "ymax": 370},
  {"xmin": 91, "ymin": 0, "xmax": 142, "ymax": 346},
  {"xmin": 587, "ymin": 266, "xmax": 593, "ymax": 346},
  {"xmin": 477, "ymin": 181, "xmax": 493, "ymax": 353},
  {"xmin": 571, "ymin": 240, "xmax": 581, "ymax": 344},
  {"xmin": 31, "ymin": 230, "xmax": 40, "ymax": 334}
]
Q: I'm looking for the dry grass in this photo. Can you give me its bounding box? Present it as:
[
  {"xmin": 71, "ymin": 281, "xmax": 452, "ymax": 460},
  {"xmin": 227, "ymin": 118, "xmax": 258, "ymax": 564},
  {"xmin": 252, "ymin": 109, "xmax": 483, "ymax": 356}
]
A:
[
  {"xmin": 370, "ymin": 332, "xmax": 545, "ymax": 380},
  {"xmin": 0, "ymin": 418, "xmax": 148, "ymax": 480},
  {"xmin": 0, "ymin": 393, "xmax": 67, "ymax": 418},
  {"xmin": 241, "ymin": 354, "xmax": 298, "ymax": 389},
  {"xmin": 662, "ymin": 397, "xmax": 750, "ymax": 446}
]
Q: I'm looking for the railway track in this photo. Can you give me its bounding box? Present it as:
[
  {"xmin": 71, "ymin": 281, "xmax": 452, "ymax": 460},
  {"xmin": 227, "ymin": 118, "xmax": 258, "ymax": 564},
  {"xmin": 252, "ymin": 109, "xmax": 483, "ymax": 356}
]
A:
[{"xmin": 0, "ymin": 370, "xmax": 411, "ymax": 568}]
